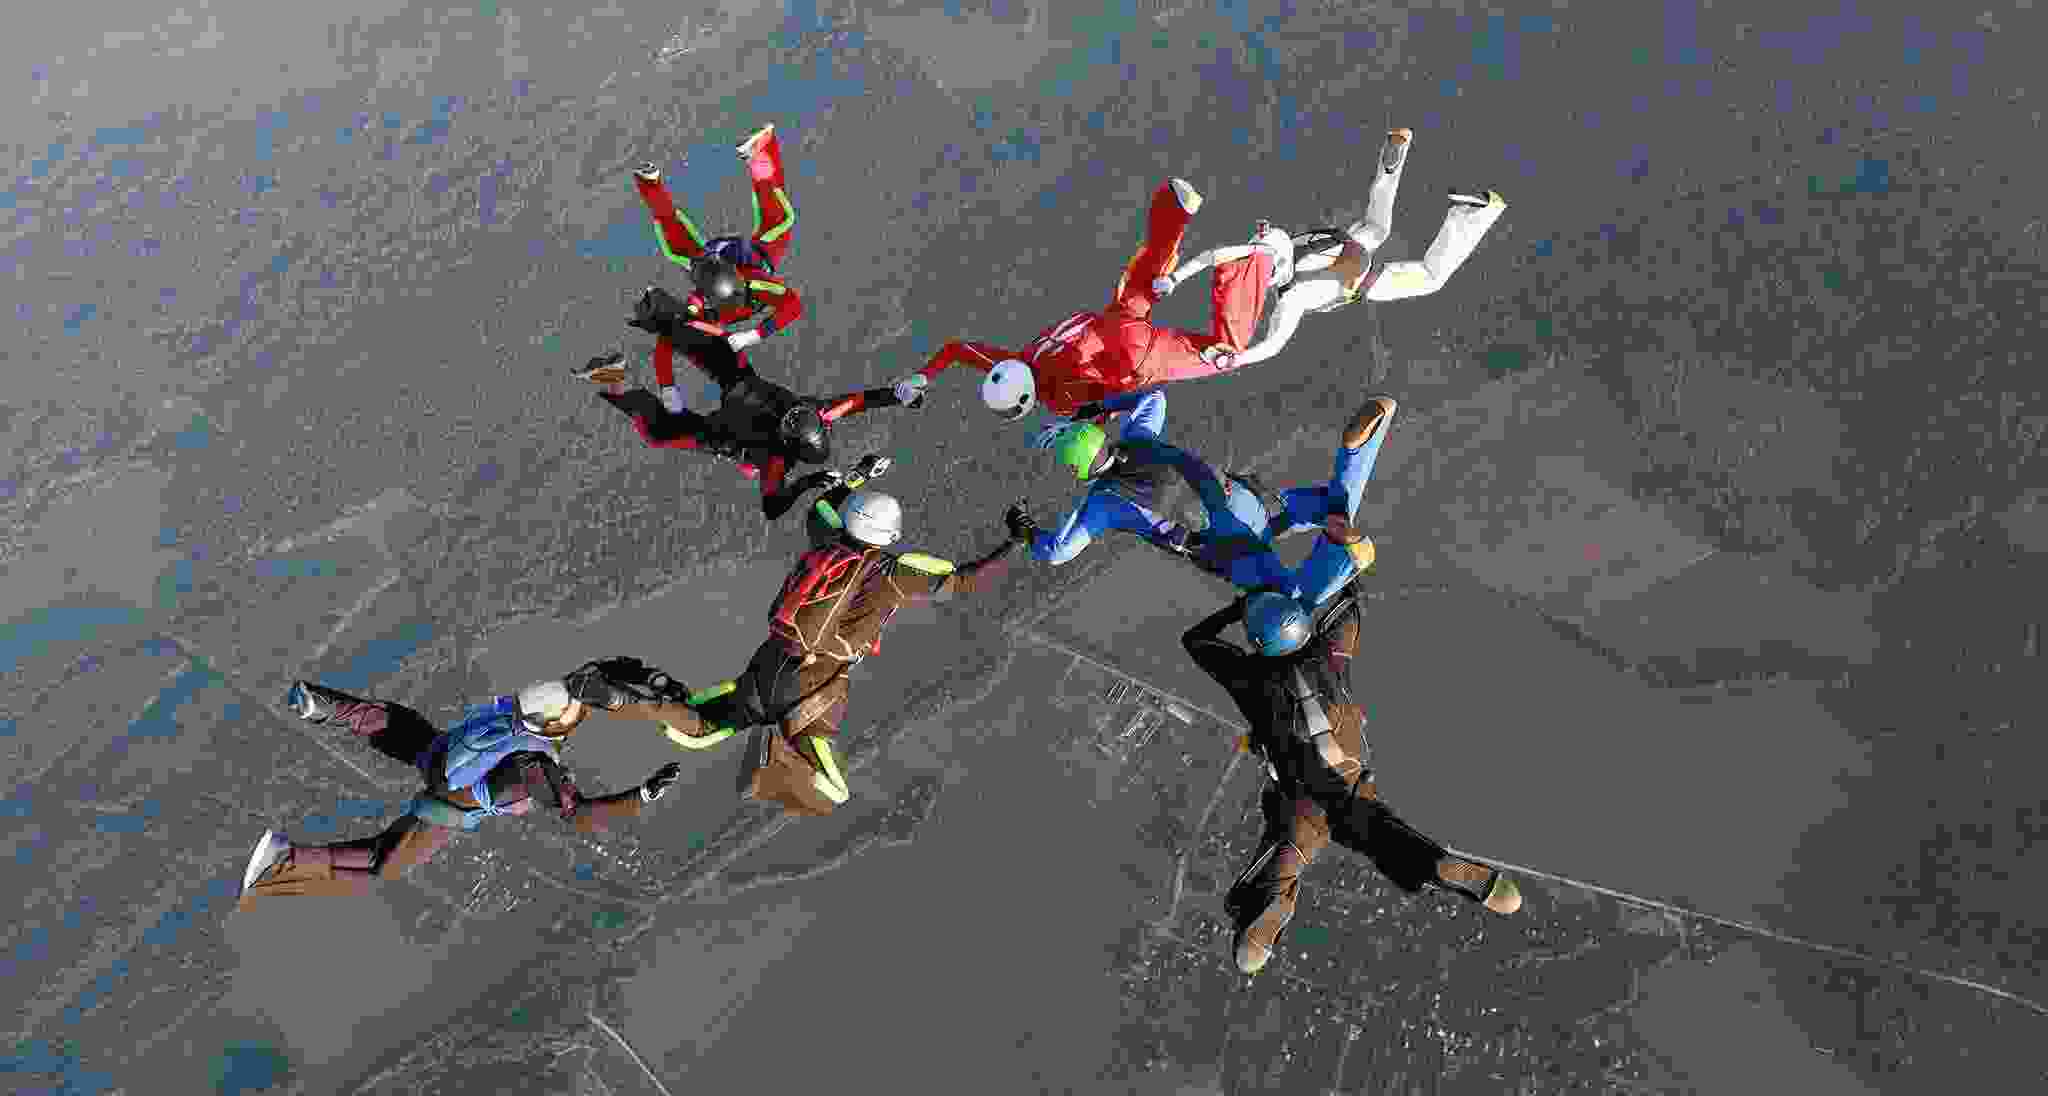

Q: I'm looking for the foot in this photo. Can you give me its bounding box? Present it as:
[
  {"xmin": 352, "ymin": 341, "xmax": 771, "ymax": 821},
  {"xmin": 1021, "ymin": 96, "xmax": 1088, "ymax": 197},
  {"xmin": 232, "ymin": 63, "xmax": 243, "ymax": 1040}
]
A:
[
  {"xmin": 799, "ymin": 734, "xmax": 850, "ymax": 805},
  {"xmin": 1381, "ymin": 128, "xmax": 1412, "ymax": 174},
  {"xmin": 850, "ymin": 454, "xmax": 892, "ymax": 481},
  {"xmin": 1227, "ymin": 840, "xmax": 1309, "ymax": 975},
  {"xmin": 1341, "ymin": 396, "xmax": 1398, "ymax": 450},
  {"xmin": 286, "ymin": 681, "xmax": 348, "ymax": 724},
  {"xmin": 1448, "ymin": 187, "xmax": 1505, "ymax": 209},
  {"xmin": 571, "ymin": 352, "xmax": 628, "ymax": 385},
  {"xmin": 1436, "ymin": 859, "xmax": 1523, "ymax": 914},
  {"xmin": 633, "ymin": 161, "xmax": 661, "ymax": 183},
  {"xmin": 736, "ymin": 123, "xmax": 775, "ymax": 161},
  {"xmin": 1169, "ymin": 178, "xmax": 1203, "ymax": 216},
  {"xmin": 240, "ymin": 829, "xmax": 291, "ymax": 894}
]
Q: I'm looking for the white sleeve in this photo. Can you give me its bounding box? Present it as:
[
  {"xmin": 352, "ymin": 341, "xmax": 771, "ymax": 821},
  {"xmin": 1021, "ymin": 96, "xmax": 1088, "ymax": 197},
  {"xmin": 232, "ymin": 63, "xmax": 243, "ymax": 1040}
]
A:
[{"xmin": 1232, "ymin": 290, "xmax": 1310, "ymax": 368}]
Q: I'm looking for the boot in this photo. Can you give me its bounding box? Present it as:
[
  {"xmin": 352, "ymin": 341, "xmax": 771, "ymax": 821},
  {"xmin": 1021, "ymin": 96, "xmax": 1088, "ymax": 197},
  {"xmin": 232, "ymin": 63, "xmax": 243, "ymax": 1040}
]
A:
[
  {"xmin": 634, "ymin": 161, "xmax": 662, "ymax": 183},
  {"xmin": 1435, "ymin": 859, "xmax": 1523, "ymax": 914},
  {"xmin": 1226, "ymin": 803, "xmax": 1331, "ymax": 975},
  {"xmin": 286, "ymin": 681, "xmax": 356, "ymax": 724},
  {"xmin": 1169, "ymin": 178, "xmax": 1203, "ymax": 216},
  {"xmin": 240, "ymin": 829, "xmax": 291, "ymax": 894},
  {"xmin": 1380, "ymin": 128, "xmax": 1412, "ymax": 175},
  {"xmin": 570, "ymin": 352, "xmax": 627, "ymax": 385},
  {"xmin": 1341, "ymin": 396, "xmax": 1398, "ymax": 450}
]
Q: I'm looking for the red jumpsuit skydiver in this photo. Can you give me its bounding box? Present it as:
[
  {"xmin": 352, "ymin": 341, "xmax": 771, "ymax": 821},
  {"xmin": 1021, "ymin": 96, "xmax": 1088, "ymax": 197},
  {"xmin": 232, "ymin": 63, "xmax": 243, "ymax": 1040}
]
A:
[{"xmin": 911, "ymin": 179, "xmax": 1277, "ymax": 418}]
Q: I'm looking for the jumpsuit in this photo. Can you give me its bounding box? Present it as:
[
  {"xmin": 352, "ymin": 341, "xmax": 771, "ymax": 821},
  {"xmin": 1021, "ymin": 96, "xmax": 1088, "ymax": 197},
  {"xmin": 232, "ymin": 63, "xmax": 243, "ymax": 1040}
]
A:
[
  {"xmin": 634, "ymin": 125, "xmax": 803, "ymax": 391},
  {"xmin": 915, "ymin": 179, "xmax": 1278, "ymax": 418},
  {"xmin": 632, "ymin": 510, "xmax": 1022, "ymax": 817},
  {"xmin": 1028, "ymin": 388, "xmax": 1201, "ymax": 564},
  {"xmin": 597, "ymin": 331, "xmax": 909, "ymax": 519},
  {"xmin": 236, "ymin": 688, "xmax": 647, "ymax": 908},
  {"xmin": 1182, "ymin": 586, "xmax": 1506, "ymax": 971}
]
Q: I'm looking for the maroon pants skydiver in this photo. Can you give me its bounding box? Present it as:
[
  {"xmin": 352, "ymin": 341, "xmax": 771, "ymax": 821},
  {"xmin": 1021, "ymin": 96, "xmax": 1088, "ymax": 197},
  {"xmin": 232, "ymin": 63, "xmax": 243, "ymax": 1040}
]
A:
[{"xmin": 234, "ymin": 692, "xmax": 638, "ymax": 908}]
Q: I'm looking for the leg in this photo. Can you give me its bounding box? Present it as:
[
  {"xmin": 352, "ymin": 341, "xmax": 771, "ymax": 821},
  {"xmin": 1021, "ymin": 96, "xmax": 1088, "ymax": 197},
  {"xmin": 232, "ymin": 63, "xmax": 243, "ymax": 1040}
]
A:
[
  {"xmin": 1108, "ymin": 179, "xmax": 1203, "ymax": 320},
  {"xmin": 1273, "ymin": 395, "xmax": 1399, "ymax": 536},
  {"xmin": 1226, "ymin": 785, "xmax": 1333, "ymax": 975},
  {"xmin": 1347, "ymin": 128, "xmax": 1412, "ymax": 254},
  {"xmin": 287, "ymin": 682, "xmax": 439, "ymax": 768},
  {"xmin": 738, "ymin": 125, "xmax": 796, "ymax": 269},
  {"xmin": 1365, "ymin": 194, "xmax": 1507, "ymax": 303},
  {"xmin": 1325, "ymin": 793, "xmax": 1519, "ymax": 914},
  {"xmin": 596, "ymin": 388, "xmax": 719, "ymax": 451},
  {"xmin": 669, "ymin": 334, "xmax": 753, "ymax": 390},
  {"xmin": 237, "ymin": 814, "xmax": 458, "ymax": 905},
  {"xmin": 634, "ymin": 174, "xmax": 709, "ymax": 267}
]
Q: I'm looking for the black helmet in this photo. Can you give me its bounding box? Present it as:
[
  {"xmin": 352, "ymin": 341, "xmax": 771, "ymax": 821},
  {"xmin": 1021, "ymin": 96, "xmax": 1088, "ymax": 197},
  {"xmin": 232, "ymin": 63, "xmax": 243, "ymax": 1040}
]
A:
[
  {"xmin": 780, "ymin": 404, "xmax": 830, "ymax": 464},
  {"xmin": 690, "ymin": 255, "xmax": 748, "ymax": 309}
]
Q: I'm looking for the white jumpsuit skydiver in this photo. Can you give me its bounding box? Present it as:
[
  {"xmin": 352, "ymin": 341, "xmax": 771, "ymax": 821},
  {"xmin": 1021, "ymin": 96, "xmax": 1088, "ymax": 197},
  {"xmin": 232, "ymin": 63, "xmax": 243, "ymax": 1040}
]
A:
[{"xmin": 1156, "ymin": 130, "xmax": 1509, "ymax": 371}]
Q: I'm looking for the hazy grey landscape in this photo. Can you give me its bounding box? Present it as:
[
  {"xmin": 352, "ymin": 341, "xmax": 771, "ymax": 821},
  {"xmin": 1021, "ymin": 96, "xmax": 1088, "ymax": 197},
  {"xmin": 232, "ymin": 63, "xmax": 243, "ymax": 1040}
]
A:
[{"xmin": 3, "ymin": 2, "xmax": 2044, "ymax": 1093}]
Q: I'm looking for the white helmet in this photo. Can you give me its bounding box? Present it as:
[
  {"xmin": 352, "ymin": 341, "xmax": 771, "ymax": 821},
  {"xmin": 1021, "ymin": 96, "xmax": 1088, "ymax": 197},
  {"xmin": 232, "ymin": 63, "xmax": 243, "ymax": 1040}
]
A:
[
  {"xmin": 517, "ymin": 680, "xmax": 573, "ymax": 728},
  {"xmin": 841, "ymin": 489, "xmax": 903, "ymax": 547},
  {"xmin": 980, "ymin": 359, "xmax": 1036, "ymax": 422}
]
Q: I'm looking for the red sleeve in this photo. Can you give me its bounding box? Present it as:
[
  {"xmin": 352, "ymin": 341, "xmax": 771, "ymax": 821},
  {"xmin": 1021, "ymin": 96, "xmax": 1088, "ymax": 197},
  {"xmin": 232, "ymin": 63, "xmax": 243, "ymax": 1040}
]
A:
[
  {"xmin": 918, "ymin": 340, "xmax": 1019, "ymax": 380},
  {"xmin": 747, "ymin": 274, "xmax": 803, "ymax": 338},
  {"xmin": 756, "ymin": 454, "xmax": 790, "ymax": 497}
]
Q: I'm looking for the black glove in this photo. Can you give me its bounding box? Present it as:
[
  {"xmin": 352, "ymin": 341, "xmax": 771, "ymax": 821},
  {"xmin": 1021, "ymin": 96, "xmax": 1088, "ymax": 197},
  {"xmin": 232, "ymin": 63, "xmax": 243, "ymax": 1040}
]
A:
[
  {"xmin": 640, "ymin": 761, "xmax": 683, "ymax": 803},
  {"xmin": 701, "ymin": 433, "xmax": 746, "ymax": 461},
  {"xmin": 1003, "ymin": 499, "xmax": 1040, "ymax": 544},
  {"xmin": 564, "ymin": 657, "xmax": 674, "ymax": 710},
  {"xmin": 1070, "ymin": 400, "xmax": 1107, "ymax": 422}
]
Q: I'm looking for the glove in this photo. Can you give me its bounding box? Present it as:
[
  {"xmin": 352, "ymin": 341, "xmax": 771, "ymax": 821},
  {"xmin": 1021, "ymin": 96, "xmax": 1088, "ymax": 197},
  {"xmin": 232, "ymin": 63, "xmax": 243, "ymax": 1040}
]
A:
[
  {"xmin": 851, "ymin": 454, "xmax": 892, "ymax": 480},
  {"xmin": 1004, "ymin": 499, "xmax": 1040, "ymax": 544},
  {"xmin": 891, "ymin": 374, "xmax": 928, "ymax": 408},
  {"xmin": 660, "ymin": 385, "xmax": 686, "ymax": 414},
  {"xmin": 814, "ymin": 468, "xmax": 847, "ymax": 491},
  {"xmin": 1201, "ymin": 345, "xmax": 1239, "ymax": 372},
  {"xmin": 1028, "ymin": 420, "xmax": 1070, "ymax": 451},
  {"xmin": 640, "ymin": 761, "xmax": 684, "ymax": 803},
  {"xmin": 564, "ymin": 656, "xmax": 668, "ymax": 710},
  {"xmin": 727, "ymin": 329, "xmax": 763, "ymax": 352},
  {"xmin": 1150, "ymin": 275, "xmax": 1177, "ymax": 298},
  {"xmin": 702, "ymin": 434, "xmax": 745, "ymax": 460}
]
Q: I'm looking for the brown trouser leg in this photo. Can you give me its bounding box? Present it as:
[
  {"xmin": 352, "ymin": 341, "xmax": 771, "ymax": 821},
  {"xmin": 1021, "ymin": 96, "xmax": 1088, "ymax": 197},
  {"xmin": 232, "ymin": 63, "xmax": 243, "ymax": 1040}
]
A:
[
  {"xmin": 326, "ymin": 691, "xmax": 442, "ymax": 768},
  {"xmin": 235, "ymin": 813, "xmax": 459, "ymax": 909}
]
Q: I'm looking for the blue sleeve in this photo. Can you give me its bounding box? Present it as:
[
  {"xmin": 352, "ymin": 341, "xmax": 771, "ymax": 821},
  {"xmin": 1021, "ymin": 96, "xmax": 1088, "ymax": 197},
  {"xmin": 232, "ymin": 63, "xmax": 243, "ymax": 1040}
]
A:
[
  {"xmin": 1034, "ymin": 490, "xmax": 1145, "ymax": 565},
  {"xmin": 1116, "ymin": 388, "xmax": 1167, "ymax": 444}
]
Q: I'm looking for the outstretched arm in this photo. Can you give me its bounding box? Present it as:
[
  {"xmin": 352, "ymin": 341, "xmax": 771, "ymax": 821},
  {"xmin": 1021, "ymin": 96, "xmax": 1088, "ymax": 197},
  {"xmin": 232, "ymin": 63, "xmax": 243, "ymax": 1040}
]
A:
[
  {"xmin": 761, "ymin": 467, "xmax": 842, "ymax": 520},
  {"xmin": 730, "ymin": 277, "xmax": 802, "ymax": 349},
  {"xmin": 1182, "ymin": 596, "xmax": 1258, "ymax": 698},
  {"xmin": 1230, "ymin": 289, "xmax": 1310, "ymax": 369},
  {"xmin": 816, "ymin": 385, "xmax": 906, "ymax": 425},
  {"xmin": 1032, "ymin": 493, "xmax": 1110, "ymax": 564},
  {"xmin": 917, "ymin": 340, "xmax": 1020, "ymax": 381}
]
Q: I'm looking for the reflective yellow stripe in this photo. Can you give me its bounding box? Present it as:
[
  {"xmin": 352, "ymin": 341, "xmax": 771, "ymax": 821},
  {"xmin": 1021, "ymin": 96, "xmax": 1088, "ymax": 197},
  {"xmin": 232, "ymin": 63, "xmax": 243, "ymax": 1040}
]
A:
[
  {"xmin": 663, "ymin": 723, "xmax": 736, "ymax": 751},
  {"xmin": 756, "ymin": 186, "xmax": 796, "ymax": 244},
  {"xmin": 814, "ymin": 499, "xmax": 843, "ymax": 528},
  {"xmin": 747, "ymin": 279, "xmax": 786, "ymax": 295},
  {"xmin": 1341, "ymin": 535, "xmax": 1376, "ymax": 571},
  {"xmin": 804, "ymin": 735, "xmax": 849, "ymax": 802},
  {"xmin": 897, "ymin": 552, "xmax": 955, "ymax": 575},
  {"xmin": 643, "ymin": 193, "xmax": 709, "ymax": 268}
]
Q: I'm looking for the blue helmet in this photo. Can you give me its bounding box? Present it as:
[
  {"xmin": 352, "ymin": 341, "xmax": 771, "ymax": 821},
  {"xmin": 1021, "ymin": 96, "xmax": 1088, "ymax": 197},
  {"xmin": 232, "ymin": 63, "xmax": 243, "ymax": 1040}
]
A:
[{"xmin": 1244, "ymin": 592, "xmax": 1312, "ymax": 656}]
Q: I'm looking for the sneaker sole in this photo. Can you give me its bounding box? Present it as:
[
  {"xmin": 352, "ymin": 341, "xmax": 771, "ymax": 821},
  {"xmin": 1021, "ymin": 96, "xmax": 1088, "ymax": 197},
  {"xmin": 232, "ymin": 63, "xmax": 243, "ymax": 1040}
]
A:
[{"xmin": 241, "ymin": 830, "xmax": 283, "ymax": 893}]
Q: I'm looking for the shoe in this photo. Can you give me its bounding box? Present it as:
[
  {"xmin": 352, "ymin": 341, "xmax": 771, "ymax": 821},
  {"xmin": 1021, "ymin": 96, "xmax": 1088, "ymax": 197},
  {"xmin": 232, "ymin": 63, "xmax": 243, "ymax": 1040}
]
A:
[
  {"xmin": 240, "ymin": 829, "xmax": 291, "ymax": 894},
  {"xmin": 1169, "ymin": 178, "xmax": 1203, "ymax": 216},
  {"xmin": 633, "ymin": 161, "xmax": 661, "ymax": 183},
  {"xmin": 850, "ymin": 454, "xmax": 892, "ymax": 481},
  {"xmin": 286, "ymin": 681, "xmax": 346, "ymax": 724},
  {"xmin": 736, "ymin": 123, "xmax": 775, "ymax": 162},
  {"xmin": 1448, "ymin": 188, "xmax": 1504, "ymax": 209},
  {"xmin": 1341, "ymin": 396, "xmax": 1398, "ymax": 449},
  {"xmin": 1380, "ymin": 128, "xmax": 1413, "ymax": 175},
  {"xmin": 1437, "ymin": 859, "xmax": 1523, "ymax": 914},
  {"xmin": 800, "ymin": 734, "xmax": 850, "ymax": 805},
  {"xmin": 1227, "ymin": 840, "xmax": 1310, "ymax": 975},
  {"xmin": 571, "ymin": 352, "xmax": 628, "ymax": 385}
]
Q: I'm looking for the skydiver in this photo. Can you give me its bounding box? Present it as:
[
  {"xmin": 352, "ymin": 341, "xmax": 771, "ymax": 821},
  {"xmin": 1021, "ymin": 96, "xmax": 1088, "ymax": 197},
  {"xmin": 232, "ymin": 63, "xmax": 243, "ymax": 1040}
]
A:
[
  {"xmin": 574, "ymin": 304, "xmax": 923, "ymax": 521},
  {"xmin": 889, "ymin": 178, "xmax": 1290, "ymax": 425},
  {"xmin": 1155, "ymin": 130, "xmax": 1508, "ymax": 370},
  {"xmin": 631, "ymin": 122, "xmax": 803, "ymax": 415},
  {"xmin": 628, "ymin": 489, "xmax": 1029, "ymax": 817},
  {"xmin": 236, "ymin": 662, "xmax": 688, "ymax": 907},
  {"xmin": 1183, "ymin": 580, "xmax": 1523, "ymax": 977}
]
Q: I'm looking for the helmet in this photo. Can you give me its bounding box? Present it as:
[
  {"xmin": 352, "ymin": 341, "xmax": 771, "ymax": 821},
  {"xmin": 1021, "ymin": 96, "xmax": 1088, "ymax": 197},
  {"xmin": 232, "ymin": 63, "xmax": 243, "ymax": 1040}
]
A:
[
  {"xmin": 690, "ymin": 255, "xmax": 748, "ymax": 309},
  {"xmin": 779, "ymin": 404, "xmax": 830, "ymax": 464},
  {"xmin": 981, "ymin": 359, "xmax": 1036, "ymax": 422},
  {"xmin": 517, "ymin": 680, "xmax": 574, "ymax": 729},
  {"xmin": 1050, "ymin": 422, "xmax": 1110, "ymax": 482},
  {"xmin": 841, "ymin": 489, "xmax": 903, "ymax": 547},
  {"xmin": 1244, "ymin": 592, "xmax": 1312, "ymax": 657}
]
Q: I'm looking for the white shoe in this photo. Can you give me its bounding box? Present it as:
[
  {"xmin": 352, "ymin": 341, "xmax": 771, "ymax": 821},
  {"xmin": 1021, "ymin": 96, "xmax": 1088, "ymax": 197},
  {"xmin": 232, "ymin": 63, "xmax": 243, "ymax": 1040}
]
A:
[
  {"xmin": 1169, "ymin": 178, "xmax": 1203, "ymax": 215},
  {"xmin": 736, "ymin": 123, "xmax": 775, "ymax": 161},
  {"xmin": 286, "ymin": 681, "xmax": 337, "ymax": 723},
  {"xmin": 1448, "ymin": 188, "xmax": 1504, "ymax": 209},
  {"xmin": 1381, "ymin": 128, "xmax": 1412, "ymax": 174},
  {"xmin": 660, "ymin": 385, "xmax": 686, "ymax": 415},
  {"xmin": 633, "ymin": 161, "xmax": 661, "ymax": 183},
  {"xmin": 240, "ymin": 829, "xmax": 290, "ymax": 894}
]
